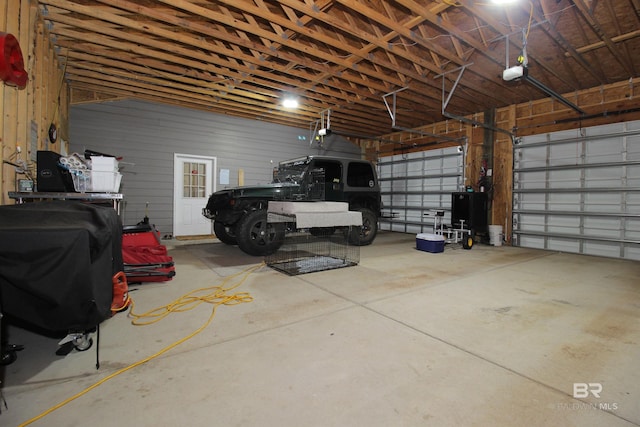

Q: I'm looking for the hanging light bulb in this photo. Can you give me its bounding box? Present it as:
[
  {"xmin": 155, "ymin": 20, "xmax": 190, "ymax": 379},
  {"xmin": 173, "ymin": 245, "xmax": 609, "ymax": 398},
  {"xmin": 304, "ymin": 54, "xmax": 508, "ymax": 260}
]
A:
[{"xmin": 282, "ymin": 97, "xmax": 299, "ymax": 108}]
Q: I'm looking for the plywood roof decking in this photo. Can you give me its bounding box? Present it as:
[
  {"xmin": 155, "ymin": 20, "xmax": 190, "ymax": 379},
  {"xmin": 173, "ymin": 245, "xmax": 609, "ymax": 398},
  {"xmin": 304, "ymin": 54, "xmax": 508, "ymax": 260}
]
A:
[{"xmin": 39, "ymin": 0, "xmax": 640, "ymax": 138}]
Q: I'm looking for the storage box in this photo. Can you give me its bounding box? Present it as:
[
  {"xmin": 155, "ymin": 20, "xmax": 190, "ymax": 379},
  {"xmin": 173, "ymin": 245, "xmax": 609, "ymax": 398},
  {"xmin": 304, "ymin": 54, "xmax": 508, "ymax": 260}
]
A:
[
  {"xmin": 90, "ymin": 156, "xmax": 119, "ymax": 171},
  {"xmin": 416, "ymin": 233, "xmax": 445, "ymax": 253},
  {"xmin": 91, "ymin": 170, "xmax": 122, "ymax": 192},
  {"xmin": 71, "ymin": 169, "xmax": 122, "ymax": 192},
  {"xmin": 71, "ymin": 170, "xmax": 91, "ymax": 192}
]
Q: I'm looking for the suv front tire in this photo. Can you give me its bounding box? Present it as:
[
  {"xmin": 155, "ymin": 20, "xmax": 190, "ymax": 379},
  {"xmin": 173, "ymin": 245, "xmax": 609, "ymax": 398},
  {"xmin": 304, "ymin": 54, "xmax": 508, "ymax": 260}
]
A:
[
  {"xmin": 213, "ymin": 221, "xmax": 237, "ymax": 245},
  {"xmin": 236, "ymin": 209, "xmax": 285, "ymax": 256}
]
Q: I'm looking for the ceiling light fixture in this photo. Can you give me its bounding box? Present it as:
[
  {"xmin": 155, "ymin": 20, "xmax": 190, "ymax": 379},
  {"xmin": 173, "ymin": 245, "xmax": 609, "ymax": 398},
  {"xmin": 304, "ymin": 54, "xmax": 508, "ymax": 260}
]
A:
[
  {"xmin": 490, "ymin": 0, "xmax": 519, "ymax": 4},
  {"xmin": 283, "ymin": 98, "xmax": 299, "ymax": 108}
]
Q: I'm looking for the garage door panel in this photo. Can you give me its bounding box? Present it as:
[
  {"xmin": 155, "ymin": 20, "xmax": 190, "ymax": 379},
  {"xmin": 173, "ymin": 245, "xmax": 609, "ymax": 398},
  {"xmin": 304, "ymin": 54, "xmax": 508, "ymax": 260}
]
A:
[
  {"xmin": 379, "ymin": 147, "xmax": 463, "ymax": 233},
  {"xmin": 391, "ymin": 180, "xmax": 406, "ymax": 192},
  {"xmin": 627, "ymin": 193, "xmax": 640, "ymax": 204},
  {"xmin": 585, "ymin": 166, "xmax": 626, "ymax": 187},
  {"xmin": 547, "ymin": 193, "xmax": 581, "ymax": 210},
  {"xmin": 518, "ymin": 202, "xmax": 545, "ymax": 211},
  {"xmin": 583, "ymin": 241, "xmax": 623, "ymax": 258},
  {"xmin": 517, "ymin": 158, "xmax": 547, "ymax": 169},
  {"xmin": 391, "ymin": 222, "xmax": 407, "ymax": 232},
  {"xmin": 405, "ymin": 210, "xmax": 424, "ymax": 224},
  {"xmin": 546, "ymin": 214, "xmax": 580, "ymax": 231},
  {"xmin": 405, "ymin": 224, "xmax": 423, "ymax": 234},
  {"xmin": 407, "ymin": 162, "xmax": 423, "ymax": 174},
  {"xmin": 393, "ymin": 194, "xmax": 407, "ymax": 205},
  {"xmin": 441, "ymin": 157, "xmax": 460, "ymax": 170},
  {"xmin": 519, "ymin": 235, "xmax": 546, "ymax": 249},
  {"xmin": 628, "ymin": 136, "xmax": 640, "ymax": 159},
  {"xmin": 442, "ymin": 176, "xmax": 460, "ymax": 187},
  {"xmin": 406, "ymin": 178, "xmax": 424, "ymax": 190},
  {"xmin": 517, "ymin": 214, "xmax": 546, "ymax": 231},
  {"xmin": 407, "ymin": 194, "xmax": 424, "ymax": 204},
  {"xmin": 516, "ymin": 145, "xmax": 547, "ymax": 168},
  {"xmin": 583, "ymin": 192, "xmax": 622, "ymax": 212},
  {"xmin": 513, "ymin": 120, "xmax": 640, "ymax": 260},
  {"xmin": 515, "ymin": 171, "xmax": 546, "ymax": 189},
  {"xmin": 583, "ymin": 217, "xmax": 623, "ymax": 236},
  {"xmin": 548, "ymin": 169, "xmax": 581, "ymax": 188},
  {"xmin": 624, "ymin": 246, "xmax": 640, "ymax": 261},
  {"xmin": 625, "ymin": 219, "xmax": 640, "ymax": 238},
  {"xmin": 378, "ymin": 168, "xmax": 392, "ymax": 179},
  {"xmin": 417, "ymin": 182, "xmax": 443, "ymax": 191},
  {"xmin": 422, "ymin": 159, "xmax": 441, "ymax": 170},
  {"xmin": 516, "ymin": 192, "xmax": 546, "ymax": 207},
  {"xmin": 549, "ymin": 143, "xmax": 581, "ymax": 166},
  {"xmin": 423, "ymin": 194, "xmax": 445, "ymax": 205},
  {"xmin": 585, "ymin": 137, "xmax": 624, "ymax": 163},
  {"xmin": 626, "ymin": 165, "xmax": 640, "ymax": 185},
  {"xmin": 547, "ymin": 237, "xmax": 580, "ymax": 252}
]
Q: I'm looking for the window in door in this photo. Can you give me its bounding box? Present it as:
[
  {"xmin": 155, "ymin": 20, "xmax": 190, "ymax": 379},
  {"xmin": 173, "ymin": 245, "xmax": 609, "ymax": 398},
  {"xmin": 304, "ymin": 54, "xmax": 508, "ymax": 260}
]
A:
[{"xmin": 183, "ymin": 162, "xmax": 207, "ymax": 198}]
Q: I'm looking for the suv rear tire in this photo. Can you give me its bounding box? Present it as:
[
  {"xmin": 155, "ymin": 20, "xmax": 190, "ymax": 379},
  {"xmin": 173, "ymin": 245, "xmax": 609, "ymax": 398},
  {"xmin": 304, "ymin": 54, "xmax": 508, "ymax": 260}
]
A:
[
  {"xmin": 236, "ymin": 209, "xmax": 285, "ymax": 256},
  {"xmin": 346, "ymin": 208, "xmax": 377, "ymax": 246}
]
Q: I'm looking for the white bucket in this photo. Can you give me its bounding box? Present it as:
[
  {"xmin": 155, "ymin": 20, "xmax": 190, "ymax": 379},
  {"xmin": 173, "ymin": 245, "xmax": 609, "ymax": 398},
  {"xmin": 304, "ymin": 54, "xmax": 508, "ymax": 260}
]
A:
[{"xmin": 488, "ymin": 225, "xmax": 503, "ymax": 246}]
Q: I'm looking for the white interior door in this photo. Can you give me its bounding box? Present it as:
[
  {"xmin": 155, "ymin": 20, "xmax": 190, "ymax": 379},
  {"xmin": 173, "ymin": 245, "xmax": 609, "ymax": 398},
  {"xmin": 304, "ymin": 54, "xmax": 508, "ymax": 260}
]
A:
[{"xmin": 173, "ymin": 153, "xmax": 216, "ymax": 236}]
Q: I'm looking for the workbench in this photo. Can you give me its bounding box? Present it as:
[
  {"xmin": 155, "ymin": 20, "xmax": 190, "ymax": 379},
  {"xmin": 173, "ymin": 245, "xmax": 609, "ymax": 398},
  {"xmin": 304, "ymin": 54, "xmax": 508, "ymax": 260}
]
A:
[{"xmin": 8, "ymin": 191, "xmax": 123, "ymax": 215}]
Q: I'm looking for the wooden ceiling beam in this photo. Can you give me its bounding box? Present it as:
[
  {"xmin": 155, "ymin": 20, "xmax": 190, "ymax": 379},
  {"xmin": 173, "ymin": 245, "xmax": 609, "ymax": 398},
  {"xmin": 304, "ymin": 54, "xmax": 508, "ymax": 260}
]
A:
[
  {"xmin": 329, "ymin": 0, "xmax": 512, "ymax": 105},
  {"xmin": 91, "ymin": 0, "xmax": 373, "ymax": 96},
  {"xmin": 47, "ymin": 0, "xmax": 395, "ymax": 103},
  {"xmin": 33, "ymin": 0, "xmax": 634, "ymax": 137},
  {"xmin": 69, "ymin": 72, "xmax": 392, "ymax": 136},
  {"xmin": 42, "ymin": 4, "xmax": 406, "ymax": 117},
  {"xmin": 268, "ymin": 0, "xmax": 481, "ymax": 110},
  {"xmin": 156, "ymin": 0, "xmax": 406, "ymax": 89},
  {"xmin": 101, "ymin": 0, "xmax": 448, "ymax": 119},
  {"xmin": 457, "ymin": 0, "xmax": 584, "ymax": 90},
  {"xmin": 331, "ymin": 0, "xmax": 465, "ymax": 68},
  {"xmin": 535, "ymin": 0, "xmax": 607, "ymax": 85},
  {"xmin": 62, "ymin": 42, "xmax": 398, "ymax": 131},
  {"xmin": 565, "ymin": 29, "xmax": 640, "ymax": 56},
  {"xmin": 572, "ymin": 0, "xmax": 635, "ymax": 77},
  {"xmin": 44, "ymin": 0, "xmax": 481, "ymax": 128},
  {"xmin": 70, "ymin": 80, "xmax": 308, "ymax": 129},
  {"xmin": 212, "ymin": 0, "xmax": 458, "ymax": 107}
]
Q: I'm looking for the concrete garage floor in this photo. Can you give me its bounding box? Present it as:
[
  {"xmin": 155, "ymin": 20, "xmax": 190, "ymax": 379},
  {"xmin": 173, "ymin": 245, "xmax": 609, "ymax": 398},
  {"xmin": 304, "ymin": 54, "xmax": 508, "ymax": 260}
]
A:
[{"xmin": 1, "ymin": 231, "xmax": 639, "ymax": 427}]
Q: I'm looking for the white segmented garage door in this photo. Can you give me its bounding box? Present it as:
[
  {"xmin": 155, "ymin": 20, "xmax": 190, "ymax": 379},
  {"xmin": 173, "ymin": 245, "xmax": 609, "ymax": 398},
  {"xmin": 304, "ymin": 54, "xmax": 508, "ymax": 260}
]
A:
[
  {"xmin": 513, "ymin": 120, "xmax": 640, "ymax": 260},
  {"xmin": 378, "ymin": 147, "xmax": 465, "ymax": 234}
]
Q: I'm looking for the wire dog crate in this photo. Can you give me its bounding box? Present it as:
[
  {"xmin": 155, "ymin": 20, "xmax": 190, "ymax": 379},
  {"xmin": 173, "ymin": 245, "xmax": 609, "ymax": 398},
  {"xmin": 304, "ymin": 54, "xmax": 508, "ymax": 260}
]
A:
[
  {"xmin": 265, "ymin": 228, "xmax": 359, "ymax": 275},
  {"xmin": 265, "ymin": 201, "xmax": 362, "ymax": 276}
]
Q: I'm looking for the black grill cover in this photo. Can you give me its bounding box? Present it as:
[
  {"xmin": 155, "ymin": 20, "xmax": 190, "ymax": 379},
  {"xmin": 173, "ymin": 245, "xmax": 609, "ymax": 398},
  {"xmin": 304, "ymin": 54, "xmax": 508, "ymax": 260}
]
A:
[{"xmin": 0, "ymin": 201, "xmax": 123, "ymax": 332}]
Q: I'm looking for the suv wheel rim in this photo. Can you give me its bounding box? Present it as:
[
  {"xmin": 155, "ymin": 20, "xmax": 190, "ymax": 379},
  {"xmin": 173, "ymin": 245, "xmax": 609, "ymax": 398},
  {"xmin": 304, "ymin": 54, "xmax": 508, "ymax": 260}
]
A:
[{"xmin": 251, "ymin": 220, "xmax": 273, "ymax": 244}]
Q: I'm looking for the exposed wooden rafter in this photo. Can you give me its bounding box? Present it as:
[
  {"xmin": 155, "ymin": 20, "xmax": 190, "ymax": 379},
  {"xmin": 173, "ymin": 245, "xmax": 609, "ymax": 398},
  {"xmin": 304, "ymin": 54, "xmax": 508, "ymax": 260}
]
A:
[{"xmin": 34, "ymin": 0, "xmax": 639, "ymax": 138}]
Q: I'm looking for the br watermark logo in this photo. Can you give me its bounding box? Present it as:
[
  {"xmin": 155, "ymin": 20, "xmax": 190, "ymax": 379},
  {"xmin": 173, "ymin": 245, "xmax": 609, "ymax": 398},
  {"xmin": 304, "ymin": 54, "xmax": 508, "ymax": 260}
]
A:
[
  {"xmin": 554, "ymin": 383, "xmax": 619, "ymax": 411},
  {"xmin": 573, "ymin": 383, "xmax": 602, "ymax": 398}
]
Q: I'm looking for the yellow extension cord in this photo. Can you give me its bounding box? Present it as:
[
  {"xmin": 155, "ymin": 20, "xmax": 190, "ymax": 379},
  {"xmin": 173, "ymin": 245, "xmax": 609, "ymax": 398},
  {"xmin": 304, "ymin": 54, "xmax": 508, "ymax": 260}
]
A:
[{"xmin": 18, "ymin": 262, "xmax": 264, "ymax": 427}]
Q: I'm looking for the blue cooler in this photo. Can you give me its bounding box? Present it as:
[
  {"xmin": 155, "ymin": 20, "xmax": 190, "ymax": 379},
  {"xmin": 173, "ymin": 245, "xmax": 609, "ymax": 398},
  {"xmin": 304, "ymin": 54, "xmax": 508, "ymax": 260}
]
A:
[{"xmin": 416, "ymin": 233, "xmax": 445, "ymax": 253}]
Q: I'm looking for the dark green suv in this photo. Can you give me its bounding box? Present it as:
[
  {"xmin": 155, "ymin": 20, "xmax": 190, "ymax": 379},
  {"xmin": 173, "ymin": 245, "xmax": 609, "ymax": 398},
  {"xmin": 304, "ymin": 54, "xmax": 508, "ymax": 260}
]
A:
[{"xmin": 203, "ymin": 155, "xmax": 381, "ymax": 256}]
